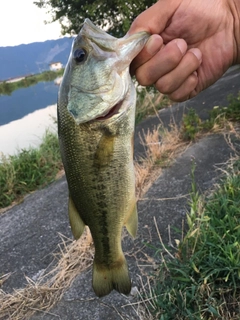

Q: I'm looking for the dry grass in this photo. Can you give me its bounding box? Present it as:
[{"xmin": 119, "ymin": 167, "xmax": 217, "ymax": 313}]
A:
[
  {"xmin": 135, "ymin": 123, "xmax": 188, "ymax": 198},
  {"xmin": 0, "ymin": 230, "xmax": 93, "ymax": 320}
]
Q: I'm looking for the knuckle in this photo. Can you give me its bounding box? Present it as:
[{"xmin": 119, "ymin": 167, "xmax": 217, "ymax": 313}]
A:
[
  {"xmin": 185, "ymin": 51, "xmax": 202, "ymax": 70},
  {"xmin": 187, "ymin": 73, "xmax": 198, "ymax": 88},
  {"xmin": 169, "ymin": 74, "xmax": 198, "ymax": 101},
  {"xmin": 135, "ymin": 68, "xmax": 154, "ymax": 86},
  {"xmin": 155, "ymin": 78, "xmax": 174, "ymax": 94},
  {"xmin": 164, "ymin": 45, "xmax": 183, "ymax": 66},
  {"xmin": 169, "ymin": 91, "xmax": 187, "ymax": 102},
  {"xmin": 189, "ymin": 90, "xmax": 198, "ymax": 99}
]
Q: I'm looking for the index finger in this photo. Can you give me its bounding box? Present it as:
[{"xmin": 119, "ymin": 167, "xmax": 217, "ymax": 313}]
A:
[{"xmin": 130, "ymin": 34, "xmax": 163, "ymax": 74}]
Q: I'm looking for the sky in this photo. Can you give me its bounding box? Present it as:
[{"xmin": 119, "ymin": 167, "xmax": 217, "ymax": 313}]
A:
[{"xmin": 0, "ymin": 0, "xmax": 63, "ymax": 47}]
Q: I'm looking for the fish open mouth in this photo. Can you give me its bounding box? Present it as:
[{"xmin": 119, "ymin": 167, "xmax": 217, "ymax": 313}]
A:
[{"xmin": 95, "ymin": 100, "xmax": 124, "ymax": 121}]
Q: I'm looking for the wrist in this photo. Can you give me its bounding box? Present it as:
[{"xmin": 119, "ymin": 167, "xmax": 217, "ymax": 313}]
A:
[{"xmin": 230, "ymin": 0, "xmax": 240, "ymax": 64}]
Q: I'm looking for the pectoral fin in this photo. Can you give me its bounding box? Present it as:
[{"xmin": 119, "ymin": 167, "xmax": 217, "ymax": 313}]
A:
[
  {"xmin": 94, "ymin": 135, "xmax": 115, "ymax": 167},
  {"xmin": 68, "ymin": 195, "xmax": 85, "ymax": 239},
  {"xmin": 125, "ymin": 203, "xmax": 138, "ymax": 238}
]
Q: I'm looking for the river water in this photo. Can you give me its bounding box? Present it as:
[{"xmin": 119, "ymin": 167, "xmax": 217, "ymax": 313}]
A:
[{"xmin": 0, "ymin": 80, "xmax": 59, "ymax": 156}]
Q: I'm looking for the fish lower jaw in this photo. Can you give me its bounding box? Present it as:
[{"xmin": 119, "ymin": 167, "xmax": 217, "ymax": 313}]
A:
[{"xmin": 95, "ymin": 99, "xmax": 124, "ymax": 121}]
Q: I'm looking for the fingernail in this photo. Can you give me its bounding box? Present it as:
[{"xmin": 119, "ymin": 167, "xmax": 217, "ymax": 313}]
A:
[
  {"xmin": 145, "ymin": 35, "xmax": 162, "ymax": 55},
  {"xmin": 175, "ymin": 39, "xmax": 187, "ymax": 55},
  {"xmin": 189, "ymin": 48, "xmax": 202, "ymax": 62}
]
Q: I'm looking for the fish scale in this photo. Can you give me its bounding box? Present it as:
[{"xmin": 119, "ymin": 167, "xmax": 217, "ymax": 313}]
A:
[{"xmin": 58, "ymin": 18, "xmax": 149, "ymax": 297}]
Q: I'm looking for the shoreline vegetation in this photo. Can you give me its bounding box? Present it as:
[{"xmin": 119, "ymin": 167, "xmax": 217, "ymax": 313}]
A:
[
  {"xmin": 0, "ymin": 69, "xmax": 64, "ymax": 96},
  {"xmin": 0, "ymin": 129, "xmax": 63, "ymax": 209}
]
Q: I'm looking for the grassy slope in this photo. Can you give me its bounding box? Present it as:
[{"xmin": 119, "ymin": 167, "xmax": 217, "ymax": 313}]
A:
[
  {"xmin": 150, "ymin": 158, "xmax": 240, "ymax": 320},
  {"xmin": 0, "ymin": 131, "xmax": 62, "ymax": 208},
  {"xmin": 149, "ymin": 93, "xmax": 240, "ymax": 320}
]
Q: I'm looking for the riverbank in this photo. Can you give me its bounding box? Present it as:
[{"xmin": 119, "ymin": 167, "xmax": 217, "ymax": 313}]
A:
[{"xmin": 0, "ymin": 69, "xmax": 64, "ymax": 96}]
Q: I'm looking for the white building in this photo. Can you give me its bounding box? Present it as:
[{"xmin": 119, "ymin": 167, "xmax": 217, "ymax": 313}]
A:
[
  {"xmin": 49, "ymin": 62, "xmax": 63, "ymax": 71},
  {"xmin": 54, "ymin": 76, "xmax": 63, "ymax": 85}
]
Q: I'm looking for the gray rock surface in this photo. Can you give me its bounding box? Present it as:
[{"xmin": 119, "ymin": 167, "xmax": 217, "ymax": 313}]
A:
[{"xmin": 0, "ymin": 66, "xmax": 240, "ymax": 319}]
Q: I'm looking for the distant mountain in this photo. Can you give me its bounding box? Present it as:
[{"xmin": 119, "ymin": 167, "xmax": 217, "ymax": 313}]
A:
[{"xmin": 0, "ymin": 37, "xmax": 74, "ymax": 81}]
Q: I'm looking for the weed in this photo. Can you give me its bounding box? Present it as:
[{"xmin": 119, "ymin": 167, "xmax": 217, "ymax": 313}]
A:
[
  {"xmin": 181, "ymin": 91, "xmax": 240, "ymax": 141},
  {"xmin": 150, "ymin": 158, "xmax": 240, "ymax": 319},
  {"xmin": 0, "ymin": 130, "xmax": 62, "ymax": 208},
  {"xmin": 135, "ymin": 123, "xmax": 185, "ymax": 197},
  {"xmin": 0, "ymin": 230, "xmax": 94, "ymax": 320},
  {"xmin": 210, "ymin": 94, "xmax": 240, "ymax": 122},
  {"xmin": 181, "ymin": 109, "xmax": 202, "ymax": 141}
]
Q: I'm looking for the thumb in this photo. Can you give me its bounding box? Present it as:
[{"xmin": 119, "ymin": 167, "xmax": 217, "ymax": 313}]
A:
[{"xmin": 128, "ymin": 0, "xmax": 181, "ymax": 35}]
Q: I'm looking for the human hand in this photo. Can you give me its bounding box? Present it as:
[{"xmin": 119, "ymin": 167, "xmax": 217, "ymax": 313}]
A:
[{"xmin": 129, "ymin": 0, "xmax": 240, "ymax": 101}]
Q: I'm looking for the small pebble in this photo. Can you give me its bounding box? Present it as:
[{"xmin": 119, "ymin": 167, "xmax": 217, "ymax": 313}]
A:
[{"xmin": 130, "ymin": 286, "xmax": 138, "ymax": 296}]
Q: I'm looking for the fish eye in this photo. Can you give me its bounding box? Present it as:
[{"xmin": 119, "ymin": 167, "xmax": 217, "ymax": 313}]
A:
[{"xmin": 73, "ymin": 48, "xmax": 87, "ymax": 63}]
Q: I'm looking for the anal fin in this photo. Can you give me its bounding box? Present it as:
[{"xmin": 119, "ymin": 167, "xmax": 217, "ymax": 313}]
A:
[
  {"xmin": 68, "ymin": 195, "xmax": 85, "ymax": 239},
  {"xmin": 125, "ymin": 202, "xmax": 138, "ymax": 238}
]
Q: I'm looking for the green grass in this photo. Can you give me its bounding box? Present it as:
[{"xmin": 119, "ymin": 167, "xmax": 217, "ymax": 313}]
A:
[
  {"xmin": 0, "ymin": 130, "xmax": 62, "ymax": 208},
  {"xmin": 0, "ymin": 69, "xmax": 64, "ymax": 96},
  {"xmin": 180, "ymin": 92, "xmax": 240, "ymax": 141},
  {"xmin": 150, "ymin": 159, "xmax": 240, "ymax": 319}
]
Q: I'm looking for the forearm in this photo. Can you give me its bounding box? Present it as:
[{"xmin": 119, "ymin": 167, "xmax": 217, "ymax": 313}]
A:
[{"xmin": 230, "ymin": 0, "xmax": 240, "ymax": 64}]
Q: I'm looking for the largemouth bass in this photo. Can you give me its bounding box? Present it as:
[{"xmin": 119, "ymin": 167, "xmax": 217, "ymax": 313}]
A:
[{"xmin": 58, "ymin": 19, "xmax": 149, "ymax": 297}]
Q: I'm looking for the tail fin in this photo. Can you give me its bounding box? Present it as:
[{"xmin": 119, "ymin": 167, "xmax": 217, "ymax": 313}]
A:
[{"xmin": 92, "ymin": 255, "xmax": 131, "ymax": 297}]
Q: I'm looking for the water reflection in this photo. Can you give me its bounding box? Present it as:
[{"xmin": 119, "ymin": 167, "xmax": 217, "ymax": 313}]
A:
[
  {"xmin": 0, "ymin": 104, "xmax": 57, "ymax": 157},
  {"xmin": 0, "ymin": 81, "xmax": 58, "ymax": 126}
]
